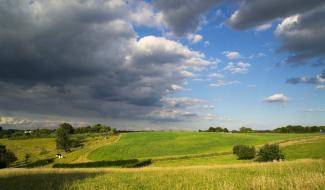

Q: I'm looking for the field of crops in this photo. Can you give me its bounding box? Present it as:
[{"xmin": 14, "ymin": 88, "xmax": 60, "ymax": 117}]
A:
[{"xmin": 88, "ymin": 132, "xmax": 315, "ymax": 160}]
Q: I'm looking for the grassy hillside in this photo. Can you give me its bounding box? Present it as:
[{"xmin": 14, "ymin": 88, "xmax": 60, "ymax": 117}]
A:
[
  {"xmin": 0, "ymin": 134, "xmax": 120, "ymax": 167},
  {"xmin": 0, "ymin": 138, "xmax": 56, "ymax": 165},
  {"xmin": 0, "ymin": 159, "xmax": 324, "ymax": 190},
  {"xmin": 88, "ymin": 132, "xmax": 315, "ymax": 160},
  {"xmin": 283, "ymin": 137, "xmax": 325, "ymax": 160}
]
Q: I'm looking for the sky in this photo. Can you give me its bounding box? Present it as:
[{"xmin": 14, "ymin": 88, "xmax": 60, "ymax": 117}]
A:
[{"xmin": 0, "ymin": 0, "xmax": 325, "ymax": 130}]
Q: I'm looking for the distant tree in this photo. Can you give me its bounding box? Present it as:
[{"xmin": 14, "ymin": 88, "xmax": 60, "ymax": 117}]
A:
[
  {"xmin": 56, "ymin": 125, "xmax": 71, "ymax": 152},
  {"xmin": 256, "ymin": 144, "xmax": 284, "ymax": 162},
  {"xmin": 239, "ymin": 127, "xmax": 253, "ymax": 133},
  {"xmin": 111, "ymin": 128, "xmax": 117, "ymax": 135},
  {"xmin": 207, "ymin": 127, "xmax": 228, "ymax": 132},
  {"xmin": 59, "ymin": 123, "xmax": 74, "ymax": 134},
  {"xmin": 233, "ymin": 145, "xmax": 256, "ymax": 160},
  {"xmin": 273, "ymin": 125, "xmax": 324, "ymax": 133},
  {"xmin": 0, "ymin": 144, "xmax": 17, "ymax": 168}
]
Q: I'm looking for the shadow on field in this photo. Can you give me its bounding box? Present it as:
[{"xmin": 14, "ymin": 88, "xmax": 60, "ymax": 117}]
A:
[
  {"xmin": 0, "ymin": 172, "xmax": 100, "ymax": 190},
  {"xmin": 17, "ymin": 158, "xmax": 55, "ymax": 168},
  {"xmin": 53, "ymin": 159, "xmax": 152, "ymax": 168}
]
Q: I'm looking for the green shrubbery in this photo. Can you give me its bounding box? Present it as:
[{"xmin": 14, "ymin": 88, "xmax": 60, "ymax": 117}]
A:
[
  {"xmin": 233, "ymin": 144, "xmax": 285, "ymax": 161},
  {"xmin": 256, "ymin": 144, "xmax": 284, "ymax": 162},
  {"xmin": 233, "ymin": 145, "xmax": 256, "ymax": 160},
  {"xmin": 0, "ymin": 144, "xmax": 17, "ymax": 168}
]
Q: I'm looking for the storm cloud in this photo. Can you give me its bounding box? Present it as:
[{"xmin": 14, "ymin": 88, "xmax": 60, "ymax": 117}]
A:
[
  {"xmin": 154, "ymin": 0, "xmax": 220, "ymax": 36},
  {"xmin": 0, "ymin": 0, "xmax": 211, "ymax": 122}
]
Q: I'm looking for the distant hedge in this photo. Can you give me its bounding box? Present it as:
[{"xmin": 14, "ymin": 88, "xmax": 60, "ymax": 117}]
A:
[{"xmin": 53, "ymin": 159, "xmax": 152, "ymax": 168}]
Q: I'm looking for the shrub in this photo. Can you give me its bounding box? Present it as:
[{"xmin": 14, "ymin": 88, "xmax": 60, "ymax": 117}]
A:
[
  {"xmin": 233, "ymin": 144, "xmax": 256, "ymax": 160},
  {"xmin": 233, "ymin": 144, "xmax": 245, "ymax": 154},
  {"xmin": 256, "ymin": 144, "xmax": 284, "ymax": 162},
  {"xmin": 0, "ymin": 144, "xmax": 17, "ymax": 168}
]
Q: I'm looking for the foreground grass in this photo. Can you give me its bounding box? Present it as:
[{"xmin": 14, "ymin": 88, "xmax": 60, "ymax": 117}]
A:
[
  {"xmin": 89, "ymin": 132, "xmax": 314, "ymax": 160},
  {"xmin": 0, "ymin": 159, "xmax": 324, "ymax": 190}
]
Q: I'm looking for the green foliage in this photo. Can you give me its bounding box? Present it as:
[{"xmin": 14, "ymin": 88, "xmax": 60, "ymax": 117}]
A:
[
  {"xmin": 239, "ymin": 127, "xmax": 253, "ymax": 133},
  {"xmin": 205, "ymin": 127, "xmax": 229, "ymax": 132},
  {"xmin": 0, "ymin": 144, "xmax": 17, "ymax": 168},
  {"xmin": 273, "ymin": 125, "xmax": 325, "ymax": 133},
  {"xmin": 256, "ymin": 144, "xmax": 284, "ymax": 162},
  {"xmin": 59, "ymin": 123, "xmax": 75, "ymax": 134},
  {"xmin": 56, "ymin": 125, "xmax": 71, "ymax": 152},
  {"xmin": 233, "ymin": 145, "xmax": 255, "ymax": 160},
  {"xmin": 74, "ymin": 124, "xmax": 113, "ymax": 134},
  {"xmin": 233, "ymin": 144, "xmax": 245, "ymax": 154}
]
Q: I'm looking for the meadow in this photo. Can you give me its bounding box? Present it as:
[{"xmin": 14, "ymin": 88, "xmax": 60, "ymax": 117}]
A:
[
  {"xmin": 0, "ymin": 159, "xmax": 324, "ymax": 190},
  {"xmin": 0, "ymin": 131, "xmax": 324, "ymax": 189},
  {"xmin": 88, "ymin": 132, "xmax": 315, "ymax": 160}
]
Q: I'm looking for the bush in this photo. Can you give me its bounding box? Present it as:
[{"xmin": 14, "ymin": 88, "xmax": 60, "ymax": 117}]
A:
[
  {"xmin": 256, "ymin": 144, "xmax": 284, "ymax": 162},
  {"xmin": 0, "ymin": 144, "xmax": 17, "ymax": 168},
  {"xmin": 233, "ymin": 144, "xmax": 256, "ymax": 160}
]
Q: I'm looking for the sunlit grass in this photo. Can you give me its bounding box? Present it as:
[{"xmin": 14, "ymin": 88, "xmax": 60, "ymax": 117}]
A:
[
  {"xmin": 0, "ymin": 159, "xmax": 324, "ymax": 190},
  {"xmin": 89, "ymin": 132, "xmax": 315, "ymax": 160}
]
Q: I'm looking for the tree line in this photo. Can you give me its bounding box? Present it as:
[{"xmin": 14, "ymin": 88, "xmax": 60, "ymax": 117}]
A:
[
  {"xmin": 200, "ymin": 125, "xmax": 325, "ymax": 133},
  {"xmin": 0, "ymin": 123, "xmax": 117, "ymax": 139}
]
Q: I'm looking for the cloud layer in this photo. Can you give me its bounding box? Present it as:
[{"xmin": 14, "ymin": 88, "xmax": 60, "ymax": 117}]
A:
[{"xmin": 0, "ymin": 0, "xmax": 211, "ymax": 123}]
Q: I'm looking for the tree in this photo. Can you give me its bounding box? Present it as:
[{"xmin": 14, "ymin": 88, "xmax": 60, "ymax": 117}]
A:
[
  {"xmin": 111, "ymin": 128, "xmax": 117, "ymax": 135},
  {"xmin": 256, "ymin": 144, "xmax": 284, "ymax": 162},
  {"xmin": 56, "ymin": 125, "xmax": 71, "ymax": 152},
  {"xmin": 233, "ymin": 145, "xmax": 256, "ymax": 160},
  {"xmin": 239, "ymin": 127, "xmax": 253, "ymax": 133},
  {"xmin": 59, "ymin": 123, "xmax": 74, "ymax": 134},
  {"xmin": 0, "ymin": 144, "xmax": 17, "ymax": 168}
]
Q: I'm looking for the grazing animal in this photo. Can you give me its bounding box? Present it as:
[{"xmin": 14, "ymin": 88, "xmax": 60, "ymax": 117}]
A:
[{"xmin": 56, "ymin": 154, "xmax": 64, "ymax": 159}]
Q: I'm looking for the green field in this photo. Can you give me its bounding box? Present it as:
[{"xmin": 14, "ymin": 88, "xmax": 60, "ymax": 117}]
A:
[
  {"xmin": 0, "ymin": 132, "xmax": 324, "ymax": 189},
  {"xmin": 88, "ymin": 132, "xmax": 315, "ymax": 160},
  {"xmin": 283, "ymin": 140, "xmax": 325, "ymax": 160},
  {"xmin": 0, "ymin": 159, "xmax": 324, "ymax": 190},
  {"xmin": 0, "ymin": 134, "xmax": 120, "ymax": 167}
]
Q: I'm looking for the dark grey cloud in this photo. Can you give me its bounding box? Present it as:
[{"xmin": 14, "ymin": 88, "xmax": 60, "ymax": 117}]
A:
[
  {"xmin": 228, "ymin": 0, "xmax": 325, "ymax": 29},
  {"xmin": 276, "ymin": 6, "xmax": 325, "ymax": 64},
  {"xmin": 227, "ymin": 0, "xmax": 325, "ymax": 65},
  {"xmin": 0, "ymin": 0, "xmax": 211, "ymax": 123},
  {"xmin": 154, "ymin": 0, "xmax": 220, "ymax": 36}
]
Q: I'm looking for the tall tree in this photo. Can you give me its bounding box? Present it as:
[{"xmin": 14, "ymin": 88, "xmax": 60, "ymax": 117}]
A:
[{"xmin": 56, "ymin": 124, "xmax": 71, "ymax": 152}]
